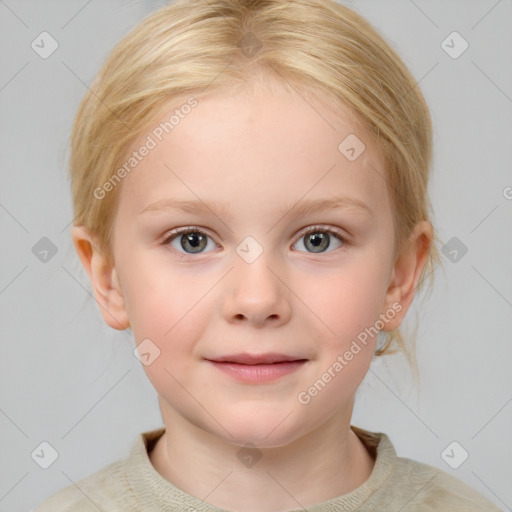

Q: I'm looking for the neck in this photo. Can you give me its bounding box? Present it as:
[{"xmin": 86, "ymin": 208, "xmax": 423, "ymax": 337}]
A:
[{"xmin": 150, "ymin": 406, "xmax": 375, "ymax": 512}]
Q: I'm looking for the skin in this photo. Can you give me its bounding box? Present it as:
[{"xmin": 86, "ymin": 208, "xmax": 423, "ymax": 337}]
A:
[{"xmin": 72, "ymin": 81, "xmax": 432, "ymax": 512}]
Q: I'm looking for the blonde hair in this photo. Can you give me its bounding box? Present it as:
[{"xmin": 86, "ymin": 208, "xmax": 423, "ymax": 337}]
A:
[{"xmin": 69, "ymin": 0, "xmax": 441, "ymax": 367}]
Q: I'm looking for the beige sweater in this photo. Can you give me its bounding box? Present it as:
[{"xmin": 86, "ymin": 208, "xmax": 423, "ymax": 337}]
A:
[{"xmin": 33, "ymin": 426, "xmax": 501, "ymax": 511}]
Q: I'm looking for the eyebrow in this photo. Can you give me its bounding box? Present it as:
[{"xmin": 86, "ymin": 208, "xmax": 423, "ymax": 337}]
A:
[
  {"xmin": 140, "ymin": 196, "xmax": 373, "ymax": 219},
  {"xmin": 286, "ymin": 197, "xmax": 372, "ymax": 217}
]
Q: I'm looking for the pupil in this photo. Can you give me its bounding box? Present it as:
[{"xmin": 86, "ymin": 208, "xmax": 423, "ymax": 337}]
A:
[
  {"xmin": 182, "ymin": 232, "xmax": 205, "ymax": 253},
  {"xmin": 307, "ymin": 232, "xmax": 329, "ymax": 252},
  {"xmin": 187, "ymin": 233, "xmax": 200, "ymax": 247},
  {"xmin": 311, "ymin": 234, "xmax": 322, "ymax": 246}
]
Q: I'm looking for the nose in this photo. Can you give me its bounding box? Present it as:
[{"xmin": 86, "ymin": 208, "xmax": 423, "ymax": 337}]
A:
[{"xmin": 222, "ymin": 253, "xmax": 292, "ymax": 328}]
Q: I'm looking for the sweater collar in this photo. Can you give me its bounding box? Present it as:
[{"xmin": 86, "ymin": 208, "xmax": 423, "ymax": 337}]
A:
[{"xmin": 124, "ymin": 425, "xmax": 396, "ymax": 512}]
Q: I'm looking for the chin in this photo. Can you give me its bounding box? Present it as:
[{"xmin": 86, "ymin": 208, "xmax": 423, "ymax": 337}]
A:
[{"xmin": 212, "ymin": 409, "xmax": 308, "ymax": 449}]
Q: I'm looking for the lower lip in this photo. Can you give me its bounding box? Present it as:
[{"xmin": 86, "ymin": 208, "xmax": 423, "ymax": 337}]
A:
[{"xmin": 207, "ymin": 360, "xmax": 307, "ymax": 383}]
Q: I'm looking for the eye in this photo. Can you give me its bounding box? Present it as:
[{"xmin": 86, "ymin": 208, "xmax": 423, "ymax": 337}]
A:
[
  {"xmin": 163, "ymin": 227, "xmax": 218, "ymax": 255},
  {"xmin": 293, "ymin": 225, "xmax": 347, "ymax": 254},
  {"xmin": 162, "ymin": 225, "xmax": 348, "ymax": 256}
]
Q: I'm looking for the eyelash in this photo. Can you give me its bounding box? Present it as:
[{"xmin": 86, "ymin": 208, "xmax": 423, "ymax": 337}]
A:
[{"xmin": 161, "ymin": 225, "xmax": 349, "ymax": 257}]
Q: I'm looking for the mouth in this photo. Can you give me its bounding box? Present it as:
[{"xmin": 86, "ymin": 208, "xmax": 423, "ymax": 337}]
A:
[{"xmin": 205, "ymin": 353, "xmax": 308, "ymax": 383}]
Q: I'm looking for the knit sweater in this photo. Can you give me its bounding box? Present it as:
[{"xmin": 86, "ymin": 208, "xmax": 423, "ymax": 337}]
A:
[{"xmin": 33, "ymin": 425, "xmax": 501, "ymax": 511}]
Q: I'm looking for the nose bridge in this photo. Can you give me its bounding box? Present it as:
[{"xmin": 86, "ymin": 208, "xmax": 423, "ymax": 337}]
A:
[{"xmin": 223, "ymin": 240, "xmax": 291, "ymax": 326}]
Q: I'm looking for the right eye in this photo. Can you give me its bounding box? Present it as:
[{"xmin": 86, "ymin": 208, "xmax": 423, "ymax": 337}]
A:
[{"xmin": 163, "ymin": 227, "xmax": 219, "ymax": 255}]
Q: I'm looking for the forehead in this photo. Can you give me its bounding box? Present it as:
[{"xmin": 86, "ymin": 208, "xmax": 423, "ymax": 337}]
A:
[{"xmin": 115, "ymin": 83, "xmax": 390, "ymax": 220}]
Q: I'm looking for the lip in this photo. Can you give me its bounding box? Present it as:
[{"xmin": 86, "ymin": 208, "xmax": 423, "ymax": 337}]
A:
[
  {"xmin": 205, "ymin": 353, "xmax": 308, "ymax": 383},
  {"xmin": 207, "ymin": 353, "xmax": 305, "ymax": 365}
]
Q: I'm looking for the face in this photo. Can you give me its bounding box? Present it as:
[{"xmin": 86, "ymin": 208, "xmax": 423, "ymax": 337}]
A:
[{"xmin": 101, "ymin": 83, "xmax": 407, "ymax": 447}]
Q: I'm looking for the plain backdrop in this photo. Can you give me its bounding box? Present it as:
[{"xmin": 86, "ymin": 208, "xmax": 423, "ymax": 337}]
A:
[{"xmin": 1, "ymin": 1, "xmax": 511, "ymax": 511}]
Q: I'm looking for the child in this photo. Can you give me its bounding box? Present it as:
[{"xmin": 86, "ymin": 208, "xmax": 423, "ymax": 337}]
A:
[{"xmin": 34, "ymin": 0, "xmax": 501, "ymax": 510}]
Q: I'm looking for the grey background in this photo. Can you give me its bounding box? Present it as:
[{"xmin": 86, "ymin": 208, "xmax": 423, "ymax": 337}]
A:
[{"xmin": 1, "ymin": 0, "xmax": 511, "ymax": 510}]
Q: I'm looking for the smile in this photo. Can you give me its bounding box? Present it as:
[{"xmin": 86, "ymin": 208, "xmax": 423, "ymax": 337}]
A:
[{"xmin": 205, "ymin": 358, "xmax": 308, "ymax": 383}]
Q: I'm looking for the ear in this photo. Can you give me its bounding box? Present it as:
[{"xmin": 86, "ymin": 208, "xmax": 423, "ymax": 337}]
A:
[
  {"xmin": 71, "ymin": 226, "xmax": 129, "ymax": 330},
  {"xmin": 380, "ymin": 221, "xmax": 433, "ymax": 331}
]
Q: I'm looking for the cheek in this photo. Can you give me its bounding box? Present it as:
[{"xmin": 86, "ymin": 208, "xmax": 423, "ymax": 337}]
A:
[
  {"xmin": 118, "ymin": 254, "xmax": 221, "ymax": 393},
  {"xmin": 118, "ymin": 249, "xmax": 210, "ymax": 338},
  {"xmin": 302, "ymin": 258, "xmax": 389, "ymax": 342},
  {"xmin": 293, "ymin": 263, "xmax": 388, "ymax": 407},
  {"xmin": 124, "ymin": 261, "xmax": 214, "ymax": 391}
]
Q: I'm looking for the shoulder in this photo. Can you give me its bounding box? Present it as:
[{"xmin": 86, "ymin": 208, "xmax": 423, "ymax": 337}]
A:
[
  {"xmin": 387, "ymin": 453, "xmax": 502, "ymax": 511},
  {"xmin": 32, "ymin": 459, "xmax": 126, "ymax": 512},
  {"xmin": 351, "ymin": 427, "xmax": 501, "ymax": 511},
  {"xmin": 32, "ymin": 427, "xmax": 165, "ymax": 512}
]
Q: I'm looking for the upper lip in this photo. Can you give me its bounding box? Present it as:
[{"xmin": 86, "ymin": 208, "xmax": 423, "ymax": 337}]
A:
[{"xmin": 206, "ymin": 353, "xmax": 307, "ymax": 365}]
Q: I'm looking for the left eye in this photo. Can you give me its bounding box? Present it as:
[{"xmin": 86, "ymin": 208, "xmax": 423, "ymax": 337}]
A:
[{"xmin": 293, "ymin": 227, "xmax": 346, "ymax": 253}]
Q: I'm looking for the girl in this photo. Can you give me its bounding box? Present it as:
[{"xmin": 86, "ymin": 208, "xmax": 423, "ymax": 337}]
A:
[{"xmin": 35, "ymin": 0, "xmax": 500, "ymax": 510}]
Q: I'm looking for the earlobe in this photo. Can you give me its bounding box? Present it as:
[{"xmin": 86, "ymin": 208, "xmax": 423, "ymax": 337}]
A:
[
  {"xmin": 381, "ymin": 221, "xmax": 433, "ymax": 331},
  {"xmin": 71, "ymin": 226, "xmax": 130, "ymax": 330}
]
